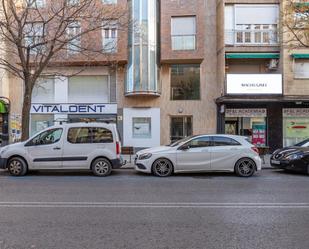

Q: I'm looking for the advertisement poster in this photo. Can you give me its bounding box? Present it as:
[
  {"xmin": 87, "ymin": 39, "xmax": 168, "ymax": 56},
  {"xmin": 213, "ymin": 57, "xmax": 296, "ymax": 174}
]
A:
[
  {"xmin": 252, "ymin": 123, "xmax": 266, "ymax": 146},
  {"xmin": 285, "ymin": 118, "xmax": 309, "ymax": 138}
]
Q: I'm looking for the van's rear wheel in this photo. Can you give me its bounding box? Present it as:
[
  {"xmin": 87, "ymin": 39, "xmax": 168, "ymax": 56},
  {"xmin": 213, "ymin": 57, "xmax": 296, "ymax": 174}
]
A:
[
  {"xmin": 235, "ymin": 158, "xmax": 256, "ymax": 177},
  {"xmin": 8, "ymin": 157, "xmax": 28, "ymax": 176},
  {"xmin": 92, "ymin": 158, "xmax": 112, "ymax": 177}
]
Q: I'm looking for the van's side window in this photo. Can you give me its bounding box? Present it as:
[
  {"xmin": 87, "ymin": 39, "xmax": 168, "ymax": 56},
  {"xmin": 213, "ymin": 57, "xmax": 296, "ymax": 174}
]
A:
[
  {"xmin": 92, "ymin": 128, "xmax": 113, "ymax": 143},
  {"xmin": 67, "ymin": 127, "xmax": 113, "ymax": 144},
  {"xmin": 26, "ymin": 128, "xmax": 63, "ymax": 146}
]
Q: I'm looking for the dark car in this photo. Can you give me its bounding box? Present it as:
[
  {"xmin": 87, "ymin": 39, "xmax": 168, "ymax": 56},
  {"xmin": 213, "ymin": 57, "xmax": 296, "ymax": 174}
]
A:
[{"xmin": 270, "ymin": 140, "xmax": 309, "ymax": 175}]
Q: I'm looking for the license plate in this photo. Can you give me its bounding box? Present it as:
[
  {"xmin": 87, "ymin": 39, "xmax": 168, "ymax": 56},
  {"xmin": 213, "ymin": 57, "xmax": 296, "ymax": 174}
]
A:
[{"xmin": 271, "ymin": 160, "xmax": 280, "ymax": 165}]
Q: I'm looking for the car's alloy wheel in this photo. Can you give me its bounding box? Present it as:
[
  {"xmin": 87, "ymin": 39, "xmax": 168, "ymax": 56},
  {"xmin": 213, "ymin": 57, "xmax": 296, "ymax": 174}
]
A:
[
  {"xmin": 8, "ymin": 157, "xmax": 27, "ymax": 176},
  {"xmin": 235, "ymin": 158, "xmax": 255, "ymax": 177},
  {"xmin": 92, "ymin": 158, "xmax": 112, "ymax": 177},
  {"xmin": 152, "ymin": 158, "xmax": 173, "ymax": 177}
]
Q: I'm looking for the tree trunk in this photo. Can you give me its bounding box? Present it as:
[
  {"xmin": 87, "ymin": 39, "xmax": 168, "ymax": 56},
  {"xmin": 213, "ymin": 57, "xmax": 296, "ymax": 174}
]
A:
[{"xmin": 21, "ymin": 83, "xmax": 33, "ymax": 141}]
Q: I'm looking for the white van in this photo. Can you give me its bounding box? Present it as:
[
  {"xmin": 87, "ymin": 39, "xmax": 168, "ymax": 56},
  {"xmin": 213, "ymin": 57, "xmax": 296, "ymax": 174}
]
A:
[{"xmin": 0, "ymin": 122, "xmax": 123, "ymax": 176}]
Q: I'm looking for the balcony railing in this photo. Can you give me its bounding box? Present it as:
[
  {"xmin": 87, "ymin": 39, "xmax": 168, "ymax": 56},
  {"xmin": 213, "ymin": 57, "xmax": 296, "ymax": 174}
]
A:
[
  {"xmin": 225, "ymin": 29, "xmax": 279, "ymax": 46},
  {"xmin": 171, "ymin": 35, "xmax": 196, "ymax": 50}
]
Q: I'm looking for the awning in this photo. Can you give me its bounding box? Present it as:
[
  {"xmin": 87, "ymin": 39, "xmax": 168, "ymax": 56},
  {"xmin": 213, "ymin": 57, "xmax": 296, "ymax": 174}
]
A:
[
  {"xmin": 291, "ymin": 53, "xmax": 309, "ymax": 59},
  {"xmin": 0, "ymin": 100, "xmax": 8, "ymax": 114},
  {"xmin": 295, "ymin": 2, "xmax": 309, "ymax": 8},
  {"xmin": 226, "ymin": 53, "xmax": 280, "ymax": 59}
]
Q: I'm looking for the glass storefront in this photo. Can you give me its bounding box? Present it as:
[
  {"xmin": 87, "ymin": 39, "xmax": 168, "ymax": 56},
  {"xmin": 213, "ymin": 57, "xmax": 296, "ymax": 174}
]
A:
[
  {"xmin": 283, "ymin": 108, "xmax": 309, "ymax": 147},
  {"xmin": 225, "ymin": 109, "xmax": 267, "ymax": 147}
]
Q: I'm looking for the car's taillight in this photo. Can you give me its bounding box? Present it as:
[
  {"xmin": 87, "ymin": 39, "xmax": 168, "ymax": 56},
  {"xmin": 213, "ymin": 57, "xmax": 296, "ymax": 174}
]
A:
[
  {"xmin": 116, "ymin": 142, "xmax": 120, "ymax": 155},
  {"xmin": 251, "ymin": 147, "xmax": 259, "ymax": 154}
]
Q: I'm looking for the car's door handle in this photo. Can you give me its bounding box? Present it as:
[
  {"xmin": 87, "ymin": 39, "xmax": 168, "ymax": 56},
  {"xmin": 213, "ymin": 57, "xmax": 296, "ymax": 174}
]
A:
[{"xmin": 53, "ymin": 147, "xmax": 61, "ymax": 150}]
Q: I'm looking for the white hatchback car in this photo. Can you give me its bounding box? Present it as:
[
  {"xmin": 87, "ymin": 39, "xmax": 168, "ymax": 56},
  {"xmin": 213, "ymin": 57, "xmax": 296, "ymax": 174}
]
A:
[
  {"xmin": 135, "ymin": 134, "xmax": 261, "ymax": 177},
  {"xmin": 0, "ymin": 122, "xmax": 122, "ymax": 176}
]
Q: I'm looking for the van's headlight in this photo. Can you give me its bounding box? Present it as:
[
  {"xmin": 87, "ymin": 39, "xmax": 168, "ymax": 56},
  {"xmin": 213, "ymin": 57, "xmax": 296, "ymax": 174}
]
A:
[
  {"xmin": 138, "ymin": 153, "xmax": 152, "ymax": 160},
  {"xmin": 285, "ymin": 154, "xmax": 303, "ymax": 160}
]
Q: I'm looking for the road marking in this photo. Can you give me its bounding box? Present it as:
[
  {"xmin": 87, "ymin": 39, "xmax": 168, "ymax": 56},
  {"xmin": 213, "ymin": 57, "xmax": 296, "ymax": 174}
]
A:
[{"xmin": 0, "ymin": 202, "xmax": 309, "ymax": 208}]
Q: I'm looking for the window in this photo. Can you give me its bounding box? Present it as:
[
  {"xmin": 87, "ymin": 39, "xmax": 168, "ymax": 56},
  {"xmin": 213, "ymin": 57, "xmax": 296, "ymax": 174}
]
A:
[
  {"xmin": 68, "ymin": 76, "xmax": 109, "ymax": 103},
  {"xmin": 132, "ymin": 118, "xmax": 151, "ymax": 138},
  {"xmin": 32, "ymin": 78, "xmax": 55, "ymax": 103},
  {"xmin": 170, "ymin": 116, "xmax": 192, "ymax": 143},
  {"xmin": 171, "ymin": 16, "xmax": 196, "ymax": 50},
  {"xmin": 27, "ymin": 128, "xmax": 63, "ymax": 146},
  {"xmin": 92, "ymin": 127, "xmax": 113, "ymax": 143},
  {"xmin": 67, "ymin": 0, "xmax": 79, "ymax": 6},
  {"xmin": 67, "ymin": 21, "xmax": 81, "ymax": 53},
  {"xmin": 213, "ymin": 136, "xmax": 240, "ymax": 146},
  {"xmin": 67, "ymin": 127, "xmax": 113, "ymax": 143},
  {"xmin": 102, "ymin": 0, "xmax": 117, "ymax": 4},
  {"xmin": 235, "ymin": 24, "xmax": 278, "ymax": 44},
  {"xmin": 30, "ymin": 114, "xmax": 54, "ymax": 136},
  {"xmin": 102, "ymin": 21, "xmax": 118, "ymax": 53},
  {"xmin": 24, "ymin": 22, "xmax": 45, "ymax": 54},
  {"xmin": 171, "ymin": 64, "xmax": 200, "ymax": 100},
  {"xmin": 68, "ymin": 127, "xmax": 91, "ymax": 143},
  {"xmin": 294, "ymin": 4, "xmax": 309, "ymax": 29},
  {"xmin": 294, "ymin": 60, "xmax": 309, "ymax": 78},
  {"xmin": 186, "ymin": 136, "xmax": 212, "ymax": 148},
  {"xmin": 27, "ymin": 0, "xmax": 45, "ymax": 8}
]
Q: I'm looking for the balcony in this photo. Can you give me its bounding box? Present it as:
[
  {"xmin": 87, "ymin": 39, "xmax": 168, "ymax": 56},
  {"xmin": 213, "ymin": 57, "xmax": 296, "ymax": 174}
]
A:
[{"xmin": 225, "ymin": 29, "xmax": 279, "ymax": 46}]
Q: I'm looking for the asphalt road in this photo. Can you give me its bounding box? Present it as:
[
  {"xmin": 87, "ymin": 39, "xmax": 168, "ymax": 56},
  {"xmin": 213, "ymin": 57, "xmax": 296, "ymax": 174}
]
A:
[{"xmin": 0, "ymin": 168, "xmax": 309, "ymax": 249}]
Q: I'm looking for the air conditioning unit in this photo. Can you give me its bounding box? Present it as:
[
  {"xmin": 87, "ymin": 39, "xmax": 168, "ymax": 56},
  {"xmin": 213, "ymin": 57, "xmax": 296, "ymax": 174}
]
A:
[{"xmin": 268, "ymin": 59, "xmax": 279, "ymax": 70}]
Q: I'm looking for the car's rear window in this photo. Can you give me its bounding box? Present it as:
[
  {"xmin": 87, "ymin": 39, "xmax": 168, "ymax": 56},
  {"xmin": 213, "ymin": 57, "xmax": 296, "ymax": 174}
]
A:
[{"xmin": 67, "ymin": 127, "xmax": 113, "ymax": 144}]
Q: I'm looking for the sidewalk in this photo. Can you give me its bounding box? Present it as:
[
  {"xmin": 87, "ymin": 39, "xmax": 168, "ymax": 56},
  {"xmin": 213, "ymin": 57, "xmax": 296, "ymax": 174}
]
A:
[{"xmin": 121, "ymin": 154, "xmax": 273, "ymax": 169}]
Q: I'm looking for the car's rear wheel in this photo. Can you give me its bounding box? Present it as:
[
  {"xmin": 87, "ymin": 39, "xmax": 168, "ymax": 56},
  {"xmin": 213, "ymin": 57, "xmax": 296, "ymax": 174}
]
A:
[
  {"xmin": 8, "ymin": 157, "xmax": 28, "ymax": 176},
  {"xmin": 92, "ymin": 158, "xmax": 112, "ymax": 177},
  {"xmin": 152, "ymin": 158, "xmax": 173, "ymax": 177},
  {"xmin": 235, "ymin": 158, "xmax": 256, "ymax": 177}
]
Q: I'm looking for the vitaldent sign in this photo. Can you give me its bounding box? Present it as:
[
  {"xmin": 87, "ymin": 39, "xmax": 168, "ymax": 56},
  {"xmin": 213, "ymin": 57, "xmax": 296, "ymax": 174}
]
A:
[
  {"xmin": 226, "ymin": 74, "xmax": 282, "ymax": 94},
  {"xmin": 30, "ymin": 103, "xmax": 117, "ymax": 114}
]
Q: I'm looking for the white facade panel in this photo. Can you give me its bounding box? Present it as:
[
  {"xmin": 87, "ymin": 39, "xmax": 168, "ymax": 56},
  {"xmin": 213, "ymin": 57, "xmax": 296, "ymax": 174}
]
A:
[
  {"xmin": 225, "ymin": 5, "xmax": 234, "ymax": 45},
  {"xmin": 294, "ymin": 60, "xmax": 309, "ymax": 79},
  {"xmin": 235, "ymin": 5, "xmax": 279, "ymax": 24},
  {"xmin": 123, "ymin": 108, "xmax": 160, "ymax": 148},
  {"xmin": 68, "ymin": 75, "xmax": 109, "ymax": 103}
]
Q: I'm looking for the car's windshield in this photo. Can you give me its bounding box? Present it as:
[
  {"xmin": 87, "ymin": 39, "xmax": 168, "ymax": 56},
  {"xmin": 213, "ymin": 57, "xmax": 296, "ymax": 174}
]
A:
[
  {"xmin": 168, "ymin": 135, "xmax": 196, "ymax": 147},
  {"xmin": 294, "ymin": 139, "xmax": 309, "ymax": 147}
]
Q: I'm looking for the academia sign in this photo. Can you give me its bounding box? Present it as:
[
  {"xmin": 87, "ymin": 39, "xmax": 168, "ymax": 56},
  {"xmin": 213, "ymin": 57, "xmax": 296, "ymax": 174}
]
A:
[
  {"xmin": 31, "ymin": 103, "xmax": 117, "ymax": 114},
  {"xmin": 226, "ymin": 74, "xmax": 282, "ymax": 94}
]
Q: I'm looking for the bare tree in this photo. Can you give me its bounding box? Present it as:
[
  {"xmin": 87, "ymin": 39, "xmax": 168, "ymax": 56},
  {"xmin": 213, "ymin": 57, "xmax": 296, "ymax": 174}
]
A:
[
  {"xmin": 282, "ymin": 0, "xmax": 309, "ymax": 47},
  {"xmin": 0, "ymin": 0, "xmax": 128, "ymax": 140}
]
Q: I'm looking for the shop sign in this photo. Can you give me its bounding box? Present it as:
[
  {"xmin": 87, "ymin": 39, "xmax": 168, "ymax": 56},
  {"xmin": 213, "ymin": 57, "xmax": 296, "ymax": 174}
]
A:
[
  {"xmin": 283, "ymin": 108, "xmax": 309, "ymax": 117},
  {"xmin": 225, "ymin": 109, "xmax": 267, "ymax": 118},
  {"xmin": 226, "ymin": 74, "xmax": 282, "ymax": 94},
  {"xmin": 284, "ymin": 118, "xmax": 309, "ymax": 138},
  {"xmin": 31, "ymin": 103, "xmax": 117, "ymax": 114}
]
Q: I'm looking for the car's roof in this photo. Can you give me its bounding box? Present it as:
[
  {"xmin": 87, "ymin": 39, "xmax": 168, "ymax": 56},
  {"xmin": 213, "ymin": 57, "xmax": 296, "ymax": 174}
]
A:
[{"xmin": 193, "ymin": 134, "xmax": 248, "ymax": 140}]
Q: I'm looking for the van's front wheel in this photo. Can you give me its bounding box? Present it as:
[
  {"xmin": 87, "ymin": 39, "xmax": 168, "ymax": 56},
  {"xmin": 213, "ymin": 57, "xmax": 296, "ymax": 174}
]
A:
[
  {"xmin": 8, "ymin": 157, "xmax": 28, "ymax": 176},
  {"xmin": 92, "ymin": 158, "xmax": 112, "ymax": 177}
]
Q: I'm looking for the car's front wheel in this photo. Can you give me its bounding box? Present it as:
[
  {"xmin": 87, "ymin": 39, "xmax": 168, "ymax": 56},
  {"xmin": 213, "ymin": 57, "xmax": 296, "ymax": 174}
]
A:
[
  {"xmin": 235, "ymin": 158, "xmax": 256, "ymax": 177},
  {"xmin": 91, "ymin": 158, "xmax": 112, "ymax": 177},
  {"xmin": 152, "ymin": 158, "xmax": 173, "ymax": 177},
  {"xmin": 8, "ymin": 157, "xmax": 28, "ymax": 176}
]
